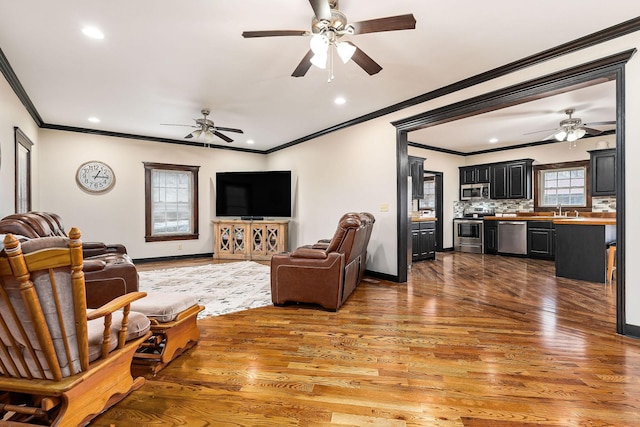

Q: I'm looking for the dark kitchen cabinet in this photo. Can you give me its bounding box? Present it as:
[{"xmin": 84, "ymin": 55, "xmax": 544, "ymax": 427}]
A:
[
  {"xmin": 484, "ymin": 220, "xmax": 498, "ymax": 254},
  {"xmin": 409, "ymin": 156, "xmax": 426, "ymax": 199},
  {"xmin": 490, "ymin": 159, "xmax": 533, "ymax": 199},
  {"xmin": 460, "ymin": 164, "xmax": 490, "ymax": 185},
  {"xmin": 412, "ymin": 221, "xmax": 436, "ymax": 261},
  {"xmin": 555, "ymin": 222, "xmax": 616, "ymax": 283},
  {"xmin": 590, "ymin": 149, "xmax": 616, "ymax": 196},
  {"xmin": 527, "ymin": 221, "xmax": 555, "ymax": 259}
]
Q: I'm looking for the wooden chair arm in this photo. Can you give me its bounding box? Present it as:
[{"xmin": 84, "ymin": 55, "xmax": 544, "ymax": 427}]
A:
[
  {"xmin": 87, "ymin": 292, "xmax": 147, "ymax": 320},
  {"xmin": 87, "ymin": 291, "xmax": 147, "ymax": 356}
]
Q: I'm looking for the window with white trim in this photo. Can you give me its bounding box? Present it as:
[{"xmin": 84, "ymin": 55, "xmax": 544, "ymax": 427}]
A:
[
  {"xmin": 144, "ymin": 162, "xmax": 199, "ymax": 242},
  {"xmin": 539, "ymin": 166, "xmax": 586, "ymax": 207}
]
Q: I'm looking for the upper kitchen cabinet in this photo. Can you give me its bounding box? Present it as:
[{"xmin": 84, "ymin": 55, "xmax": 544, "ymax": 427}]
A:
[
  {"xmin": 490, "ymin": 159, "xmax": 533, "ymax": 199},
  {"xmin": 590, "ymin": 149, "xmax": 616, "ymax": 196},
  {"xmin": 409, "ymin": 156, "xmax": 426, "ymax": 199},
  {"xmin": 460, "ymin": 164, "xmax": 490, "ymax": 185}
]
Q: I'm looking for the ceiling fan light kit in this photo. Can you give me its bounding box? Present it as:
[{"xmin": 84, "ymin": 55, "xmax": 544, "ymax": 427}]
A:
[
  {"xmin": 161, "ymin": 109, "xmax": 244, "ymax": 145},
  {"xmin": 527, "ymin": 108, "xmax": 615, "ymax": 146},
  {"xmin": 241, "ymin": 0, "xmax": 416, "ymax": 79}
]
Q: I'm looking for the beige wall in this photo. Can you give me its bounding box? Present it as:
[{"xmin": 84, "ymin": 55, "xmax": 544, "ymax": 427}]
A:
[
  {"xmin": 267, "ymin": 118, "xmax": 398, "ymax": 275},
  {"xmin": 0, "ymin": 74, "xmax": 39, "ymax": 218},
  {"xmin": 624, "ymin": 47, "xmax": 640, "ymax": 326},
  {"xmin": 37, "ymin": 129, "xmax": 267, "ymax": 259}
]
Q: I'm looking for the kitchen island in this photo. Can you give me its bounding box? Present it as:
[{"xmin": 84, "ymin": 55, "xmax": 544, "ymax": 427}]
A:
[
  {"xmin": 482, "ymin": 214, "xmax": 616, "ymax": 283},
  {"xmin": 554, "ymin": 217, "xmax": 616, "ymax": 283}
]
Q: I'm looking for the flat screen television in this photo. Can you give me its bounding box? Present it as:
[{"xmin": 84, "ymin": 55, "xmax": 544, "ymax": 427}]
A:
[{"xmin": 216, "ymin": 170, "xmax": 292, "ymax": 218}]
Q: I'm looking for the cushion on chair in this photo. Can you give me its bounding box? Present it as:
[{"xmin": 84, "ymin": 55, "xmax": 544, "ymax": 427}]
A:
[
  {"xmin": 87, "ymin": 310, "xmax": 151, "ymax": 362},
  {"xmin": 130, "ymin": 292, "xmax": 199, "ymax": 322}
]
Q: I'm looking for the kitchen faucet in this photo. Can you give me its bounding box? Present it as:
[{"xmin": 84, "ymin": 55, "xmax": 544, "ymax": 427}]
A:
[{"xmin": 556, "ymin": 202, "xmax": 563, "ymax": 217}]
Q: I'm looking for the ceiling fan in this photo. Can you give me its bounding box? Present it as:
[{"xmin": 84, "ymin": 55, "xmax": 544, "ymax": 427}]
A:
[
  {"xmin": 526, "ymin": 108, "xmax": 616, "ymax": 142},
  {"xmin": 242, "ymin": 0, "xmax": 416, "ymax": 78},
  {"xmin": 161, "ymin": 109, "xmax": 243, "ymax": 143}
]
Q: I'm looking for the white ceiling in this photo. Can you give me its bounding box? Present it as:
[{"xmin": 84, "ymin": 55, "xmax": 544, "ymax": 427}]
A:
[
  {"xmin": 0, "ymin": 1, "xmax": 637, "ymax": 152},
  {"xmin": 409, "ymin": 80, "xmax": 617, "ymax": 153}
]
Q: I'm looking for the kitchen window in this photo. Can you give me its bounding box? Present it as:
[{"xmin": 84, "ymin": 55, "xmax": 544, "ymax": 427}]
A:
[
  {"xmin": 534, "ymin": 160, "xmax": 591, "ymax": 210},
  {"xmin": 144, "ymin": 162, "xmax": 199, "ymax": 242},
  {"xmin": 419, "ymin": 177, "xmax": 436, "ymax": 210}
]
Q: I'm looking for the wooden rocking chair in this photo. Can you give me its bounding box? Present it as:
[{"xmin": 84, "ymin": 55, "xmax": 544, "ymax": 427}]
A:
[{"xmin": 0, "ymin": 229, "xmax": 151, "ymax": 426}]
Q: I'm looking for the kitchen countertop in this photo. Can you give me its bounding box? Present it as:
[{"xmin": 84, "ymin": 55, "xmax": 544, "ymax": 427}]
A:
[
  {"xmin": 483, "ymin": 215, "xmax": 616, "ymax": 226},
  {"xmin": 553, "ymin": 217, "xmax": 616, "ymax": 226},
  {"xmin": 411, "ymin": 217, "xmax": 437, "ymax": 222}
]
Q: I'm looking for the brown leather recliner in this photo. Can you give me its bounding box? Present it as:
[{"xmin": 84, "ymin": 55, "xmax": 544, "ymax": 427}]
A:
[
  {"xmin": 0, "ymin": 212, "xmax": 138, "ymax": 308},
  {"xmin": 270, "ymin": 212, "xmax": 375, "ymax": 311}
]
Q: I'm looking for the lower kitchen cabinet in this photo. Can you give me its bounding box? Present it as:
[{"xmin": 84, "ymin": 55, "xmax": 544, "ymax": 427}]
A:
[
  {"xmin": 484, "ymin": 220, "xmax": 498, "ymax": 254},
  {"xmin": 412, "ymin": 221, "xmax": 436, "ymax": 261},
  {"xmin": 527, "ymin": 221, "xmax": 555, "ymax": 259},
  {"xmin": 555, "ymin": 222, "xmax": 616, "ymax": 283}
]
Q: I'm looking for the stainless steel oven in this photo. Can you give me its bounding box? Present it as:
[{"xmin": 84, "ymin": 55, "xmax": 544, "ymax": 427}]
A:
[{"xmin": 454, "ymin": 218, "xmax": 484, "ymax": 253}]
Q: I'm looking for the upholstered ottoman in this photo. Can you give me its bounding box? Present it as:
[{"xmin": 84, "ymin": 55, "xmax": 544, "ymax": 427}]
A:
[{"xmin": 130, "ymin": 292, "xmax": 204, "ymax": 375}]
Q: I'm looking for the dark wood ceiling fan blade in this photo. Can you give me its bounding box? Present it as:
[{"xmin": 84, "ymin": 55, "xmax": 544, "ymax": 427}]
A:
[
  {"xmin": 214, "ymin": 131, "xmax": 234, "ymax": 143},
  {"xmin": 351, "ymin": 14, "xmax": 416, "ymax": 35},
  {"xmin": 349, "ymin": 43, "xmax": 382, "ymax": 75},
  {"xmin": 584, "ymin": 120, "xmax": 616, "ymax": 126},
  {"xmin": 309, "ymin": 0, "xmax": 331, "ymax": 21},
  {"xmin": 161, "ymin": 123, "xmax": 196, "ymax": 128},
  {"xmin": 292, "ymin": 49, "xmax": 315, "ymax": 77},
  {"xmin": 523, "ymin": 128, "xmax": 557, "ymax": 135},
  {"xmin": 242, "ymin": 30, "xmax": 308, "ymax": 38},
  {"xmin": 582, "ymin": 126, "xmax": 604, "ymax": 135},
  {"xmin": 216, "ymin": 127, "xmax": 244, "ymax": 134},
  {"xmin": 184, "ymin": 133, "xmax": 194, "ymax": 139}
]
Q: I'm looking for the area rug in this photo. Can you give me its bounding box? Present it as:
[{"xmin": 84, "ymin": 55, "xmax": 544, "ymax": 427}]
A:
[{"xmin": 137, "ymin": 261, "xmax": 271, "ymax": 318}]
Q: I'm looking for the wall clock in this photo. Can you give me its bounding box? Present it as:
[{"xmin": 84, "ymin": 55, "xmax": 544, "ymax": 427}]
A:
[{"xmin": 76, "ymin": 160, "xmax": 115, "ymax": 193}]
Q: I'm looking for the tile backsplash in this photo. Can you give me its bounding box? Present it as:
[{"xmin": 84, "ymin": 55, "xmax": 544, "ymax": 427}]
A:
[
  {"xmin": 592, "ymin": 196, "xmax": 616, "ymax": 212},
  {"xmin": 454, "ymin": 197, "xmax": 616, "ymax": 217}
]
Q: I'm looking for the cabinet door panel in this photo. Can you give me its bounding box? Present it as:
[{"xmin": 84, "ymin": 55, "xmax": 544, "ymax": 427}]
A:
[
  {"xmin": 476, "ymin": 165, "xmax": 490, "ymax": 183},
  {"xmin": 411, "ymin": 229, "xmax": 421, "ymax": 260},
  {"xmin": 591, "ymin": 149, "xmax": 616, "ymax": 196},
  {"xmin": 461, "ymin": 168, "xmax": 476, "ymax": 184},
  {"xmin": 508, "ymin": 163, "xmax": 526, "ymax": 199},
  {"xmin": 490, "ymin": 165, "xmax": 508, "ymax": 199}
]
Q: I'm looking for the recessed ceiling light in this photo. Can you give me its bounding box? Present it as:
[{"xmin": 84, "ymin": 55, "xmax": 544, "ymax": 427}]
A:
[
  {"xmin": 88, "ymin": 117, "xmax": 100, "ymax": 123},
  {"xmin": 247, "ymin": 139, "xmax": 255, "ymax": 145},
  {"xmin": 334, "ymin": 96, "xmax": 346, "ymax": 105},
  {"xmin": 82, "ymin": 26, "xmax": 104, "ymax": 39},
  {"xmin": 489, "ymin": 138, "xmax": 498, "ymax": 143}
]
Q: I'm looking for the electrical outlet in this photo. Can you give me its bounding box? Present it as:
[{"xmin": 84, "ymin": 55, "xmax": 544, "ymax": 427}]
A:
[
  {"xmin": 177, "ymin": 244, "xmax": 182, "ymax": 250},
  {"xmin": 380, "ymin": 203, "xmax": 389, "ymax": 212}
]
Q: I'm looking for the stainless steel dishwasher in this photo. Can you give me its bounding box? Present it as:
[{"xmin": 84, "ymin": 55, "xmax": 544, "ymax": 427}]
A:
[{"xmin": 497, "ymin": 221, "xmax": 527, "ymax": 255}]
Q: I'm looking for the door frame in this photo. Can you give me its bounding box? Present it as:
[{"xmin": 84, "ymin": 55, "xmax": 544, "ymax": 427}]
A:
[
  {"xmin": 393, "ymin": 50, "xmax": 634, "ymax": 336},
  {"xmin": 422, "ymin": 170, "xmax": 444, "ymax": 251}
]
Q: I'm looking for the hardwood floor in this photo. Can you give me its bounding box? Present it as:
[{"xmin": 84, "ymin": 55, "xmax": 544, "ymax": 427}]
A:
[{"xmin": 93, "ymin": 252, "xmax": 640, "ymax": 426}]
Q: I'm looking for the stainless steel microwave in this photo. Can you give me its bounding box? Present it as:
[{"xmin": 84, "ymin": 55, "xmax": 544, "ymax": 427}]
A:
[{"xmin": 460, "ymin": 183, "xmax": 490, "ymax": 200}]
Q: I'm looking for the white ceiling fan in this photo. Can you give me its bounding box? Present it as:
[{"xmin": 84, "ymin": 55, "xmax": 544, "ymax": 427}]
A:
[
  {"xmin": 242, "ymin": 0, "xmax": 416, "ymax": 79},
  {"xmin": 161, "ymin": 109, "xmax": 243, "ymax": 144},
  {"xmin": 526, "ymin": 108, "xmax": 615, "ymax": 143}
]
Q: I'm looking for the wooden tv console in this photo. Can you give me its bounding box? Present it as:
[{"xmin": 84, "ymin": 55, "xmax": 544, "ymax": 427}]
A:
[{"xmin": 212, "ymin": 219, "xmax": 289, "ymax": 261}]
